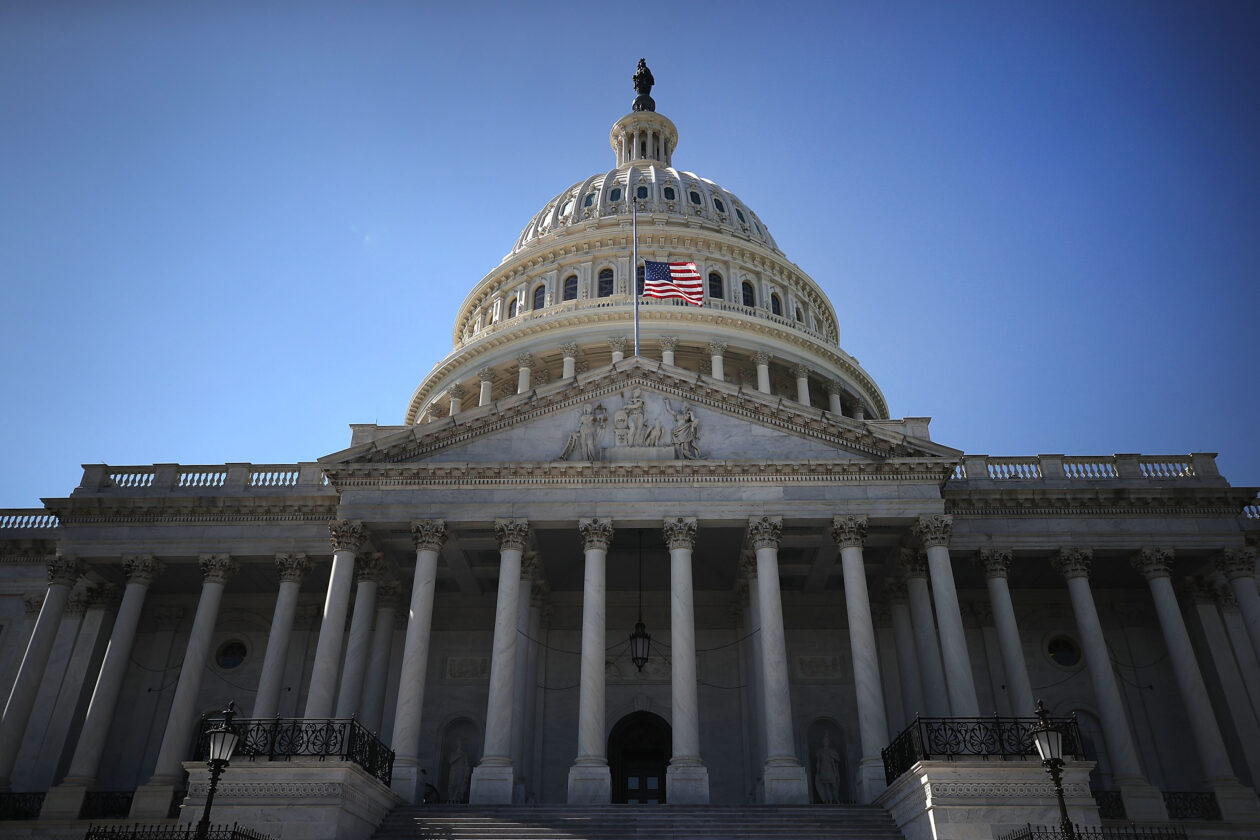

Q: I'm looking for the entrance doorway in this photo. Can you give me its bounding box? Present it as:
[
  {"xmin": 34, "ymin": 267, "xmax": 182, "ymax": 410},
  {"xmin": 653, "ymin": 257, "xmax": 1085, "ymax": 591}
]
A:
[{"xmin": 608, "ymin": 711, "xmax": 671, "ymax": 804}]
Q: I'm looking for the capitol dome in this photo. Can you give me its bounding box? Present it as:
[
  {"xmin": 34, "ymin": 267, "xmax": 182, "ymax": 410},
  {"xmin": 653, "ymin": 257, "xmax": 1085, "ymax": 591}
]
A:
[{"xmin": 405, "ymin": 73, "xmax": 887, "ymax": 426}]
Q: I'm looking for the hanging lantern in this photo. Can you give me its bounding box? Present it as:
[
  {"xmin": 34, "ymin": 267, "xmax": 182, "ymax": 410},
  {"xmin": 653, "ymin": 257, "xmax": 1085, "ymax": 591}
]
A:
[{"xmin": 630, "ymin": 620, "xmax": 651, "ymax": 671}]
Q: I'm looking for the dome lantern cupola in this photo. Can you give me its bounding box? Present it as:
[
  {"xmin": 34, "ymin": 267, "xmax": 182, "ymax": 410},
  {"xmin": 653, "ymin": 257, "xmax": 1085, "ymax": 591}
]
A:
[{"xmin": 611, "ymin": 60, "xmax": 677, "ymax": 168}]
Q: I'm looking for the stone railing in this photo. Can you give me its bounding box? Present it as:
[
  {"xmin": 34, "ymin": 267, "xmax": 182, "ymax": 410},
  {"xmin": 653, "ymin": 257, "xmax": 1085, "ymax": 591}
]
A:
[
  {"xmin": 0, "ymin": 508, "xmax": 59, "ymax": 530},
  {"xmin": 1161, "ymin": 790, "xmax": 1222, "ymax": 820},
  {"xmin": 950, "ymin": 454, "xmax": 1223, "ymax": 485},
  {"xmin": 881, "ymin": 715, "xmax": 1083, "ymax": 784},
  {"xmin": 85, "ymin": 824, "xmax": 275, "ymax": 840},
  {"xmin": 998, "ymin": 825, "xmax": 1187, "ymax": 840},
  {"xmin": 1243, "ymin": 499, "xmax": 1259, "ymax": 520},
  {"xmin": 73, "ymin": 463, "xmax": 332, "ymax": 496},
  {"xmin": 194, "ymin": 717, "xmax": 394, "ymax": 787},
  {"xmin": 0, "ymin": 791, "xmax": 45, "ymax": 820}
]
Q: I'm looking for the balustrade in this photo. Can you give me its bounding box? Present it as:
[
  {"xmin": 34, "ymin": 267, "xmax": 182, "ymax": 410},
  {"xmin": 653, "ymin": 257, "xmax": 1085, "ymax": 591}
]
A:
[
  {"xmin": 998, "ymin": 826, "xmax": 1187, "ymax": 840},
  {"xmin": 0, "ymin": 509, "xmax": 58, "ymax": 529},
  {"xmin": 952, "ymin": 454, "xmax": 1214, "ymax": 485},
  {"xmin": 881, "ymin": 715, "xmax": 1083, "ymax": 784},
  {"xmin": 193, "ymin": 717, "xmax": 394, "ymax": 786}
]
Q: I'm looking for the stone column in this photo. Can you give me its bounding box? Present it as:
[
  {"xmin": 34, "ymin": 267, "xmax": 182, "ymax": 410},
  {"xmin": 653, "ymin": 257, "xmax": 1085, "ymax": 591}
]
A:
[
  {"xmin": 511, "ymin": 552, "xmax": 537, "ymax": 802},
  {"xmin": 831, "ymin": 515, "xmax": 889, "ymax": 802},
  {"xmin": 740, "ymin": 552, "xmax": 767, "ymax": 779},
  {"xmin": 569, "ymin": 518, "xmax": 613, "ymax": 802},
  {"xmin": 470, "ymin": 518, "xmax": 530, "ymax": 804},
  {"xmin": 886, "ymin": 580, "xmax": 925, "ymax": 724},
  {"xmin": 753, "ymin": 351, "xmax": 772, "ymax": 394},
  {"xmin": 852, "ymin": 404, "xmax": 866, "ymax": 420},
  {"xmin": 914, "ymin": 515, "xmax": 979, "ymax": 717},
  {"xmin": 561, "ymin": 343, "xmax": 579, "ymax": 379},
  {"xmin": 359, "ymin": 580, "xmax": 400, "ymax": 735},
  {"xmin": 1053, "ymin": 548, "xmax": 1166, "ymax": 821},
  {"xmin": 825, "ymin": 380, "xmax": 844, "ymax": 416},
  {"xmin": 1216, "ymin": 583, "xmax": 1260, "ymax": 723},
  {"xmin": 664, "ymin": 516, "xmax": 709, "ymax": 803},
  {"xmin": 516, "ymin": 353, "xmax": 534, "ymax": 393},
  {"xmin": 390, "ymin": 520, "xmax": 447, "ymax": 802},
  {"xmin": 478, "ymin": 368, "xmax": 496, "ymax": 406},
  {"xmin": 791, "ymin": 364, "xmax": 811, "ymax": 406},
  {"xmin": 252, "ymin": 553, "xmax": 311, "ymax": 720},
  {"xmin": 43, "ymin": 558, "xmax": 161, "ymax": 817},
  {"xmin": 608, "ymin": 337, "xmax": 628, "ymax": 364},
  {"xmin": 747, "ymin": 516, "xmax": 809, "ymax": 803},
  {"xmin": 447, "ymin": 384, "xmax": 465, "ymax": 416},
  {"xmin": 131, "ymin": 554, "xmax": 237, "ymax": 818},
  {"xmin": 1132, "ymin": 548, "xmax": 1259, "ymax": 820},
  {"xmin": 899, "ymin": 548, "xmax": 950, "ymax": 717},
  {"xmin": 659, "ymin": 336, "xmax": 678, "ymax": 367},
  {"xmin": 0, "ymin": 556, "xmax": 83, "ymax": 790},
  {"xmin": 1221, "ymin": 548, "xmax": 1260, "ymax": 665},
  {"xmin": 707, "ymin": 341, "xmax": 727, "ymax": 381},
  {"xmin": 975, "ymin": 548, "xmax": 1035, "ymax": 717},
  {"xmin": 304, "ymin": 520, "xmax": 363, "ymax": 719},
  {"xmin": 335, "ymin": 550, "xmax": 384, "ymax": 718}
]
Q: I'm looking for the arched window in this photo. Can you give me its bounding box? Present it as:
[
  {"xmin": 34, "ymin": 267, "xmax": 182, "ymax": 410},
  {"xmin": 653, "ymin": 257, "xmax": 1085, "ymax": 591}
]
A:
[
  {"xmin": 636, "ymin": 186, "xmax": 648, "ymax": 199},
  {"xmin": 532, "ymin": 285, "xmax": 546, "ymax": 311},
  {"xmin": 563, "ymin": 274, "xmax": 578, "ymax": 301},
  {"xmin": 598, "ymin": 268, "xmax": 614, "ymax": 298},
  {"xmin": 735, "ymin": 207, "xmax": 746, "ymax": 223},
  {"xmin": 507, "ymin": 298, "xmax": 518, "ymax": 319},
  {"xmin": 795, "ymin": 306, "xmax": 804, "ymax": 322},
  {"xmin": 636, "ymin": 265, "xmax": 645, "ymax": 296},
  {"xmin": 771, "ymin": 294, "xmax": 782, "ymax": 316},
  {"xmin": 708, "ymin": 272, "xmax": 724, "ymax": 300},
  {"xmin": 741, "ymin": 281, "xmax": 755, "ymax": 307}
]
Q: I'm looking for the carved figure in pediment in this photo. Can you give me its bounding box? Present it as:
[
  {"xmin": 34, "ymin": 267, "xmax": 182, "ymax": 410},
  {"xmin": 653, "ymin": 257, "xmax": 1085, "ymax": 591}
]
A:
[
  {"xmin": 624, "ymin": 387, "xmax": 647, "ymax": 445},
  {"xmin": 665, "ymin": 398, "xmax": 701, "ymax": 459},
  {"xmin": 559, "ymin": 403, "xmax": 607, "ymax": 461}
]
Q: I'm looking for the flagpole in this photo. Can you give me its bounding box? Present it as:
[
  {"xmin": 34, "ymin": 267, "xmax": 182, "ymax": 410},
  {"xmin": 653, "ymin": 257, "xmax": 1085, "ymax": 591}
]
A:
[{"xmin": 632, "ymin": 193, "xmax": 640, "ymax": 356}]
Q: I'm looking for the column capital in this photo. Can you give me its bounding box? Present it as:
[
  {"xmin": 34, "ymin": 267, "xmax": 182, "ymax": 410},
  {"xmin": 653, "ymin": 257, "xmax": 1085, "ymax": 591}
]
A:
[
  {"xmin": 578, "ymin": 517, "xmax": 614, "ymax": 551},
  {"xmin": 355, "ymin": 550, "xmax": 386, "ymax": 582},
  {"xmin": 607, "ymin": 337, "xmax": 628, "ymax": 353},
  {"xmin": 658, "ymin": 336, "xmax": 679, "ymax": 353},
  {"xmin": 824, "ymin": 379, "xmax": 845, "ymax": 396},
  {"xmin": 494, "ymin": 518, "xmax": 531, "ymax": 552},
  {"xmin": 516, "ymin": 352, "xmax": 535, "ymax": 369},
  {"xmin": 830, "ymin": 514, "xmax": 868, "ymax": 548},
  {"xmin": 898, "ymin": 546, "xmax": 928, "ymax": 578},
  {"xmin": 24, "ymin": 592, "xmax": 44, "ymax": 617},
  {"xmin": 975, "ymin": 548, "xmax": 1013, "ymax": 579},
  {"xmin": 1215, "ymin": 581, "xmax": 1239, "ymax": 610},
  {"xmin": 1052, "ymin": 547, "xmax": 1093, "ymax": 580},
  {"xmin": 664, "ymin": 516, "xmax": 698, "ymax": 550},
  {"xmin": 275, "ymin": 553, "xmax": 312, "ymax": 583},
  {"xmin": 1179, "ymin": 574, "xmax": 1218, "ymax": 604},
  {"xmin": 411, "ymin": 519, "xmax": 449, "ymax": 552},
  {"xmin": 531, "ymin": 577, "xmax": 550, "ymax": 607},
  {"xmin": 884, "ymin": 578, "xmax": 909, "ymax": 603},
  {"xmin": 82, "ymin": 582, "xmax": 118, "ymax": 610},
  {"xmin": 199, "ymin": 554, "xmax": 238, "ymax": 585},
  {"xmin": 752, "ymin": 350, "xmax": 771, "ymax": 367},
  {"xmin": 1131, "ymin": 547, "xmax": 1175, "ymax": 580},
  {"xmin": 790, "ymin": 363, "xmax": 810, "ymax": 380},
  {"xmin": 746, "ymin": 515, "xmax": 782, "ymax": 550},
  {"xmin": 66, "ymin": 590, "xmax": 88, "ymax": 616},
  {"xmin": 376, "ymin": 579, "xmax": 404, "ymax": 610},
  {"xmin": 1220, "ymin": 547, "xmax": 1258, "ymax": 580},
  {"xmin": 521, "ymin": 550, "xmax": 540, "ymax": 577},
  {"xmin": 477, "ymin": 367, "xmax": 496, "ymax": 382},
  {"xmin": 561, "ymin": 341, "xmax": 580, "ymax": 359},
  {"xmin": 738, "ymin": 549, "xmax": 757, "ymax": 579},
  {"xmin": 47, "ymin": 556, "xmax": 85, "ymax": 587},
  {"xmin": 447, "ymin": 383, "xmax": 467, "ymax": 400},
  {"xmin": 913, "ymin": 514, "xmax": 953, "ymax": 548},
  {"xmin": 707, "ymin": 341, "xmax": 728, "ymax": 355},
  {"xmin": 123, "ymin": 555, "xmax": 165, "ymax": 586},
  {"xmin": 329, "ymin": 519, "xmax": 366, "ymax": 553}
]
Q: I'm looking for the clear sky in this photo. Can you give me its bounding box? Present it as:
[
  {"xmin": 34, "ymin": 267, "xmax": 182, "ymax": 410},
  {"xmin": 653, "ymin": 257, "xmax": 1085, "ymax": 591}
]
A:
[{"xmin": 1, "ymin": 1, "xmax": 1257, "ymax": 508}]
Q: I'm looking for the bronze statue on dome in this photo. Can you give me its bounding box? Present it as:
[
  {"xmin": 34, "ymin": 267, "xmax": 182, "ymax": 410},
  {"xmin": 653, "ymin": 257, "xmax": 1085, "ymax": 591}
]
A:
[{"xmin": 632, "ymin": 58, "xmax": 655, "ymax": 112}]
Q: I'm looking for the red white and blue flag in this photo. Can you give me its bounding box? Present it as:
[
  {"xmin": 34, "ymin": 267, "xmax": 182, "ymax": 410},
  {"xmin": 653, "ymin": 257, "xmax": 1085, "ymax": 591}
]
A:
[{"xmin": 643, "ymin": 260, "xmax": 703, "ymax": 306}]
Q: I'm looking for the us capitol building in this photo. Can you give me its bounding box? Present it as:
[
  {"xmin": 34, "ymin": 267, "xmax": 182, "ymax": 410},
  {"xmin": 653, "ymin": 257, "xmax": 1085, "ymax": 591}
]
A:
[{"xmin": 2, "ymin": 65, "xmax": 1258, "ymax": 840}]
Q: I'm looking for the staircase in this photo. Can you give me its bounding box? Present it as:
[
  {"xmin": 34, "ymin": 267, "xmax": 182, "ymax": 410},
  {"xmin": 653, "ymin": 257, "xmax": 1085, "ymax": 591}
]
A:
[{"xmin": 372, "ymin": 804, "xmax": 907, "ymax": 840}]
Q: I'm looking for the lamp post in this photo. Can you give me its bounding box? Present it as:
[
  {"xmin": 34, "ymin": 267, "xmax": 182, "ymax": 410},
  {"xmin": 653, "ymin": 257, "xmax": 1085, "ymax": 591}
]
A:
[
  {"xmin": 1029, "ymin": 699, "xmax": 1076, "ymax": 840},
  {"xmin": 196, "ymin": 701, "xmax": 241, "ymax": 840},
  {"xmin": 628, "ymin": 530, "xmax": 651, "ymax": 671}
]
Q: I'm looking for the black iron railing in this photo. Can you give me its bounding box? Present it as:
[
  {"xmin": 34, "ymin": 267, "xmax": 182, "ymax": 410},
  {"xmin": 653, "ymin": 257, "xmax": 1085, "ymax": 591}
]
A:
[
  {"xmin": 1092, "ymin": 790, "xmax": 1126, "ymax": 820},
  {"xmin": 0, "ymin": 791, "xmax": 45, "ymax": 820},
  {"xmin": 84, "ymin": 823, "xmax": 274, "ymax": 840},
  {"xmin": 882, "ymin": 715, "xmax": 1084, "ymax": 784},
  {"xmin": 1162, "ymin": 790, "xmax": 1222, "ymax": 820},
  {"xmin": 80, "ymin": 791, "xmax": 136, "ymax": 820},
  {"xmin": 997, "ymin": 825, "xmax": 1187, "ymax": 840},
  {"xmin": 194, "ymin": 717, "xmax": 394, "ymax": 786}
]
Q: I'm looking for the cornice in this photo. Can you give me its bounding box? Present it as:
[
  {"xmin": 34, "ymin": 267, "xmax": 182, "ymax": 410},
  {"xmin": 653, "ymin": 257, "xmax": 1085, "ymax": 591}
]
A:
[
  {"xmin": 945, "ymin": 486, "xmax": 1255, "ymax": 517},
  {"xmin": 43, "ymin": 495, "xmax": 341, "ymax": 526}
]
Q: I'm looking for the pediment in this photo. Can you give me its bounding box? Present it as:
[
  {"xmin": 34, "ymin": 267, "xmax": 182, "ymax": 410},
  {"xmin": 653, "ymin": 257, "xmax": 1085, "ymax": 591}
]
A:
[{"xmin": 321, "ymin": 360, "xmax": 958, "ymax": 469}]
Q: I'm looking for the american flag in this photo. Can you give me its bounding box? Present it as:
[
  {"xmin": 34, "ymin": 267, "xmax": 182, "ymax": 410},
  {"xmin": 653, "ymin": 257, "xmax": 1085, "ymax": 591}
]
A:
[{"xmin": 643, "ymin": 260, "xmax": 703, "ymax": 306}]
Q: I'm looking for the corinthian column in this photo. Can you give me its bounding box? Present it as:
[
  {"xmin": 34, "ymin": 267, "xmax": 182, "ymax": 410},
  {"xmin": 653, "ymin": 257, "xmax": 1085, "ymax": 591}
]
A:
[
  {"xmin": 360, "ymin": 580, "xmax": 400, "ymax": 735},
  {"xmin": 304, "ymin": 519, "xmax": 363, "ymax": 719},
  {"xmin": 748, "ymin": 516, "xmax": 809, "ymax": 803},
  {"xmin": 336, "ymin": 550, "xmax": 384, "ymax": 717},
  {"xmin": 391, "ymin": 520, "xmax": 447, "ymax": 802},
  {"xmin": 899, "ymin": 548, "xmax": 949, "ymax": 717},
  {"xmin": 914, "ymin": 515, "xmax": 978, "ymax": 716},
  {"xmin": 664, "ymin": 516, "xmax": 709, "ymax": 803},
  {"xmin": 0, "ymin": 556, "xmax": 83, "ymax": 791},
  {"xmin": 975, "ymin": 549, "xmax": 1035, "ymax": 717},
  {"xmin": 885, "ymin": 579, "xmax": 924, "ymax": 725},
  {"xmin": 831, "ymin": 515, "xmax": 888, "ymax": 802},
  {"xmin": 252, "ymin": 554, "xmax": 311, "ymax": 719},
  {"xmin": 569, "ymin": 518, "xmax": 613, "ymax": 803},
  {"xmin": 562, "ymin": 343, "xmax": 579, "ymax": 379},
  {"xmin": 516, "ymin": 354, "xmax": 534, "ymax": 393},
  {"xmin": 478, "ymin": 368, "xmax": 496, "ymax": 406},
  {"xmin": 658, "ymin": 336, "xmax": 678, "ymax": 367},
  {"xmin": 1221, "ymin": 548, "xmax": 1260, "ymax": 665},
  {"xmin": 1053, "ymin": 548, "xmax": 1166, "ymax": 822},
  {"xmin": 707, "ymin": 341, "xmax": 727, "ymax": 381},
  {"xmin": 753, "ymin": 351, "xmax": 771, "ymax": 394},
  {"xmin": 791, "ymin": 365, "xmax": 811, "ymax": 406},
  {"xmin": 447, "ymin": 384, "xmax": 466, "ymax": 416},
  {"xmin": 470, "ymin": 518, "xmax": 530, "ymax": 804}
]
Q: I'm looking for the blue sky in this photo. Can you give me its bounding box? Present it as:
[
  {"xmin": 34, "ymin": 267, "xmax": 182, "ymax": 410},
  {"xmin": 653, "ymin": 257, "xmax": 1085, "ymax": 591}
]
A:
[{"xmin": 1, "ymin": 1, "xmax": 1257, "ymax": 507}]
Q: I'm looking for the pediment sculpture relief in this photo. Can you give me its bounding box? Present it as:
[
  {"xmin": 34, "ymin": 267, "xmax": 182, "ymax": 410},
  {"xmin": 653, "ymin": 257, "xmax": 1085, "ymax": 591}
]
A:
[{"xmin": 557, "ymin": 388, "xmax": 701, "ymax": 461}]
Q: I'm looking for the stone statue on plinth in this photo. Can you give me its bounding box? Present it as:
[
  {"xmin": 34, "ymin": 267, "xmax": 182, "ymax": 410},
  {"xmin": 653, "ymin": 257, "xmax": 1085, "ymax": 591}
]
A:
[{"xmin": 632, "ymin": 58, "xmax": 655, "ymax": 112}]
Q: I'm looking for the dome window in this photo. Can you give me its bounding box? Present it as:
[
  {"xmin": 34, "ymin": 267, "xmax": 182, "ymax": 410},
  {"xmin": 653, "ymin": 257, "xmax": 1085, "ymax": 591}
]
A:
[
  {"xmin": 713, "ymin": 198, "xmax": 726, "ymax": 213},
  {"xmin": 560, "ymin": 198, "xmax": 574, "ymax": 217},
  {"xmin": 636, "ymin": 186, "xmax": 648, "ymax": 199},
  {"xmin": 609, "ymin": 187, "xmax": 622, "ymax": 202},
  {"xmin": 583, "ymin": 192, "xmax": 596, "ymax": 207},
  {"xmin": 688, "ymin": 190, "xmax": 702, "ymax": 205},
  {"xmin": 770, "ymin": 294, "xmax": 782, "ymax": 316},
  {"xmin": 598, "ymin": 268, "xmax": 614, "ymax": 298},
  {"xmin": 735, "ymin": 208, "xmax": 746, "ymax": 223},
  {"xmin": 508, "ymin": 298, "xmax": 519, "ymax": 319},
  {"xmin": 741, "ymin": 282, "xmax": 756, "ymax": 307},
  {"xmin": 795, "ymin": 306, "xmax": 804, "ymax": 322},
  {"xmin": 532, "ymin": 285, "xmax": 546, "ymax": 310},
  {"xmin": 663, "ymin": 187, "xmax": 676, "ymax": 200},
  {"xmin": 708, "ymin": 272, "xmax": 724, "ymax": 300},
  {"xmin": 563, "ymin": 275, "xmax": 578, "ymax": 301}
]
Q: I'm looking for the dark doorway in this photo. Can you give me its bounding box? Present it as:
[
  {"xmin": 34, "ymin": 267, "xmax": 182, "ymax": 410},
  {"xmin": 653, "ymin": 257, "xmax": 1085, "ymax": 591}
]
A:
[{"xmin": 608, "ymin": 711, "xmax": 671, "ymax": 804}]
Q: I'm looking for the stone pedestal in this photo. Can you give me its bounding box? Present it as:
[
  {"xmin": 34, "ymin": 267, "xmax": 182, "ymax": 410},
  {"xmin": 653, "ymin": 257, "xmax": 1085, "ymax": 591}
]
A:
[
  {"xmin": 129, "ymin": 779, "xmax": 180, "ymax": 819},
  {"xmin": 179, "ymin": 759, "xmax": 400, "ymax": 840},
  {"xmin": 762, "ymin": 760, "xmax": 809, "ymax": 804},
  {"xmin": 855, "ymin": 756, "xmax": 887, "ymax": 804},
  {"xmin": 38, "ymin": 782, "xmax": 88, "ymax": 820},
  {"xmin": 877, "ymin": 759, "xmax": 1099, "ymax": 840},
  {"xmin": 1115, "ymin": 776, "xmax": 1170, "ymax": 823},
  {"xmin": 567, "ymin": 762, "xmax": 611, "ymax": 804},
  {"xmin": 1210, "ymin": 777, "xmax": 1260, "ymax": 822},
  {"xmin": 469, "ymin": 760, "xmax": 515, "ymax": 804},
  {"xmin": 666, "ymin": 761, "xmax": 710, "ymax": 804}
]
